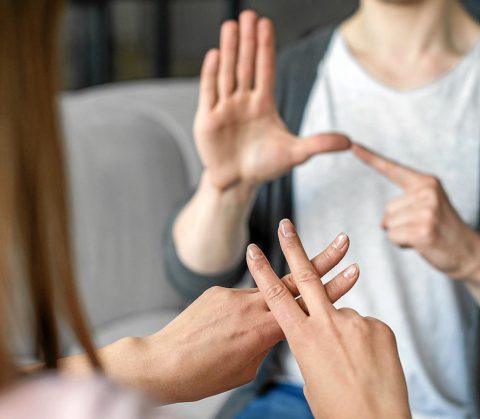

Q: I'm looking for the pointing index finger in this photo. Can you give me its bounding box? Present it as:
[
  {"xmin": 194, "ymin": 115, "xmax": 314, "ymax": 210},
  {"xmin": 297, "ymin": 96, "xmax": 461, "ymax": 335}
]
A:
[{"xmin": 352, "ymin": 143, "xmax": 425, "ymax": 189}]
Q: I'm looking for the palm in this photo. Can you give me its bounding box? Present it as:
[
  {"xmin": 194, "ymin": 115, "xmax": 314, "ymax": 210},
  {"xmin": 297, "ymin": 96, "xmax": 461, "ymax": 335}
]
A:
[
  {"xmin": 195, "ymin": 92, "xmax": 299, "ymax": 189},
  {"xmin": 194, "ymin": 12, "xmax": 350, "ymax": 191}
]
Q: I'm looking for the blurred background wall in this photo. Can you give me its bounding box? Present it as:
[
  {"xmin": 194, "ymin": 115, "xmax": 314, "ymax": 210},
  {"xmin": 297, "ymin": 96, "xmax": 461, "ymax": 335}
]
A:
[{"xmin": 63, "ymin": 0, "xmax": 480, "ymax": 90}]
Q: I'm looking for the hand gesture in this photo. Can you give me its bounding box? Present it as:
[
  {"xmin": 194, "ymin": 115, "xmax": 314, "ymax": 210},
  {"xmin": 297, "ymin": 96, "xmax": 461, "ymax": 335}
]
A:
[
  {"xmin": 194, "ymin": 11, "xmax": 350, "ymax": 191},
  {"xmin": 247, "ymin": 219, "xmax": 411, "ymax": 419},
  {"xmin": 353, "ymin": 144, "xmax": 480, "ymax": 281},
  {"xmin": 147, "ymin": 230, "xmax": 359, "ymax": 403}
]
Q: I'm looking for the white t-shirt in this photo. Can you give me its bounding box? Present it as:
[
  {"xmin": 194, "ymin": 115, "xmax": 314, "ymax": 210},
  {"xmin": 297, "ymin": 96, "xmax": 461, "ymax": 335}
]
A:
[{"xmin": 287, "ymin": 30, "xmax": 480, "ymax": 419}]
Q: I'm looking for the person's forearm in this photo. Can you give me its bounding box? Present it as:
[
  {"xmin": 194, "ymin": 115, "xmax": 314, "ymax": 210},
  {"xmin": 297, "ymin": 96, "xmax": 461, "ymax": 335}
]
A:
[
  {"xmin": 173, "ymin": 172, "xmax": 257, "ymax": 274},
  {"xmin": 58, "ymin": 335, "xmax": 177, "ymax": 404}
]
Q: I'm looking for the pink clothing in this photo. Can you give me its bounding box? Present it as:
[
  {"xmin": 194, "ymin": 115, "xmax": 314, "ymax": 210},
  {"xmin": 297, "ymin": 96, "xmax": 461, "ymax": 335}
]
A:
[{"xmin": 0, "ymin": 375, "xmax": 176, "ymax": 419}]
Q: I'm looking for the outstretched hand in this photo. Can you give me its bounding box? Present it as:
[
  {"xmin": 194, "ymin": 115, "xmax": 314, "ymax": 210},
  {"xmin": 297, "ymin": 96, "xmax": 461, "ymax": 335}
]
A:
[
  {"xmin": 352, "ymin": 143, "xmax": 480, "ymax": 282},
  {"xmin": 194, "ymin": 10, "xmax": 350, "ymax": 191},
  {"xmin": 247, "ymin": 219, "xmax": 411, "ymax": 419}
]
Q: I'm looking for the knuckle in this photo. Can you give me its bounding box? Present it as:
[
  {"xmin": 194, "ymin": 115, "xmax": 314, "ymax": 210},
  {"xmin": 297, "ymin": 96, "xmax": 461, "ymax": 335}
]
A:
[
  {"xmin": 264, "ymin": 283, "xmax": 288, "ymax": 303},
  {"xmin": 323, "ymin": 246, "xmax": 337, "ymax": 261},
  {"xmin": 204, "ymin": 286, "xmax": 223, "ymax": 297},
  {"xmin": 365, "ymin": 317, "xmax": 391, "ymax": 335},
  {"xmin": 422, "ymin": 176, "xmax": 440, "ymax": 189},
  {"xmin": 295, "ymin": 269, "xmax": 319, "ymax": 284},
  {"xmin": 376, "ymin": 322, "xmax": 396, "ymax": 341},
  {"xmin": 337, "ymin": 307, "xmax": 358, "ymax": 319}
]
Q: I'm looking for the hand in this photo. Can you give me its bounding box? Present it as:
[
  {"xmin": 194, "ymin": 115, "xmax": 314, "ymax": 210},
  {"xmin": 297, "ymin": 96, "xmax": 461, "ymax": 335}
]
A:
[
  {"xmin": 247, "ymin": 219, "xmax": 412, "ymax": 419},
  {"xmin": 194, "ymin": 10, "xmax": 350, "ymax": 192},
  {"xmin": 352, "ymin": 143, "xmax": 480, "ymax": 283},
  {"xmin": 140, "ymin": 231, "xmax": 359, "ymax": 403}
]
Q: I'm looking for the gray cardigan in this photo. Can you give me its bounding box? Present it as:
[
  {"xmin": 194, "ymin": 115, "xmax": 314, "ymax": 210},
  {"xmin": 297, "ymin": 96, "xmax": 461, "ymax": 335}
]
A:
[{"xmin": 163, "ymin": 26, "xmax": 336, "ymax": 418}]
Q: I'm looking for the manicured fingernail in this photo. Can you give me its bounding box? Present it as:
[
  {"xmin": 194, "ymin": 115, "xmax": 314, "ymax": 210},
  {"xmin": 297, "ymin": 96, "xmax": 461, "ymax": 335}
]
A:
[
  {"xmin": 280, "ymin": 219, "xmax": 296, "ymax": 238},
  {"xmin": 247, "ymin": 244, "xmax": 263, "ymax": 260},
  {"xmin": 344, "ymin": 264, "xmax": 359, "ymax": 279},
  {"xmin": 333, "ymin": 233, "xmax": 348, "ymax": 250}
]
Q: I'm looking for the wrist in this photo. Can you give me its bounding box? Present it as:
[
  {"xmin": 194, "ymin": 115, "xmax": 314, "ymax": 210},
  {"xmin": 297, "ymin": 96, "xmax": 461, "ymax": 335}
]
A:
[
  {"xmin": 201, "ymin": 171, "xmax": 258, "ymax": 209},
  {"xmin": 139, "ymin": 330, "xmax": 188, "ymax": 404},
  {"xmin": 98, "ymin": 335, "xmax": 174, "ymax": 404},
  {"xmin": 452, "ymin": 228, "xmax": 480, "ymax": 284}
]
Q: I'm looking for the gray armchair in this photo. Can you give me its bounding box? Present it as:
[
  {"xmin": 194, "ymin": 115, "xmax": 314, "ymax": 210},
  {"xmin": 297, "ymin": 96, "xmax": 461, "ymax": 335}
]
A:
[{"xmin": 62, "ymin": 80, "xmax": 230, "ymax": 418}]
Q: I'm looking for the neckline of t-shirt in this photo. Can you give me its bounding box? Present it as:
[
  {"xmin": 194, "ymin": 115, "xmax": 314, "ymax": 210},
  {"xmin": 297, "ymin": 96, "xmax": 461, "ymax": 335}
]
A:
[{"xmin": 331, "ymin": 28, "xmax": 480, "ymax": 98}]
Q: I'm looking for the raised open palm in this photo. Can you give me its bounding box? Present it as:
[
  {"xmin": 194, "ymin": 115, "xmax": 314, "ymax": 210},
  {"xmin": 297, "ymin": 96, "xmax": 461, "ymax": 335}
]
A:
[{"xmin": 194, "ymin": 11, "xmax": 351, "ymax": 191}]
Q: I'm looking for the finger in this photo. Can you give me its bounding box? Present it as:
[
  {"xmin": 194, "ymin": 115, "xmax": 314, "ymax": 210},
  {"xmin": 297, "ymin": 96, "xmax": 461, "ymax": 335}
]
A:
[
  {"xmin": 218, "ymin": 20, "xmax": 239, "ymax": 98},
  {"xmin": 198, "ymin": 49, "xmax": 220, "ymax": 110},
  {"xmin": 278, "ymin": 219, "xmax": 333, "ymax": 315},
  {"xmin": 387, "ymin": 224, "xmax": 423, "ymax": 248},
  {"xmin": 290, "ymin": 133, "xmax": 351, "ymax": 166},
  {"xmin": 247, "ymin": 244, "xmax": 306, "ymax": 332},
  {"xmin": 385, "ymin": 193, "xmax": 419, "ymax": 215},
  {"xmin": 286, "ymin": 269, "xmax": 359, "ymax": 312},
  {"xmin": 324, "ymin": 264, "xmax": 360, "ymax": 303},
  {"xmin": 255, "ymin": 18, "xmax": 276, "ymax": 97},
  {"xmin": 384, "ymin": 208, "xmax": 431, "ymax": 229},
  {"xmin": 352, "ymin": 143, "xmax": 427, "ymax": 189},
  {"xmin": 289, "ymin": 264, "xmax": 360, "ymax": 310},
  {"xmin": 237, "ymin": 10, "xmax": 257, "ymax": 91},
  {"xmin": 282, "ymin": 232, "xmax": 350, "ymax": 296}
]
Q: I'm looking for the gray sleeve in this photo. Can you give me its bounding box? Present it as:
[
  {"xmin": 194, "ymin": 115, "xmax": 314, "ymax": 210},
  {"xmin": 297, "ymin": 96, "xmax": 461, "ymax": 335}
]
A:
[{"xmin": 162, "ymin": 197, "xmax": 247, "ymax": 300}]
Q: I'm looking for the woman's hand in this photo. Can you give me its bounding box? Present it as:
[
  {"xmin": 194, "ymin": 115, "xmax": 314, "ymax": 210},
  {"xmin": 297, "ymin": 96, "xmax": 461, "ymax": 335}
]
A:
[
  {"xmin": 247, "ymin": 219, "xmax": 411, "ymax": 419},
  {"xmin": 140, "ymin": 231, "xmax": 359, "ymax": 403},
  {"xmin": 352, "ymin": 144, "xmax": 480, "ymax": 285},
  {"xmin": 194, "ymin": 10, "xmax": 350, "ymax": 193}
]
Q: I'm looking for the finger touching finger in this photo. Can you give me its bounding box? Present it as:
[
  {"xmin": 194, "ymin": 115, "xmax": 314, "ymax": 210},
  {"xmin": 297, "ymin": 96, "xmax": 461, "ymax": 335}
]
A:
[
  {"xmin": 278, "ymin": 219, "xmax": 333, "ymax": 315},
  {"xmin": 290, "ymin": 133, "xmax": 351, "ymax": 166},
  {"xmin": 282, "ymin": 232, "xmax": 350, "ymax": 297},
  {"xmin": 247, "ymin": 244, "xmax": 306, "ymax": 332}
]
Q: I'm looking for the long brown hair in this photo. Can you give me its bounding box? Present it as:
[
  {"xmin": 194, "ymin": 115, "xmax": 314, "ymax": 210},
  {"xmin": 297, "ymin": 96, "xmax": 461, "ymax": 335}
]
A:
[{"xmin": 0, "ymin": 0, "xmax": 100, "ymax": 386}]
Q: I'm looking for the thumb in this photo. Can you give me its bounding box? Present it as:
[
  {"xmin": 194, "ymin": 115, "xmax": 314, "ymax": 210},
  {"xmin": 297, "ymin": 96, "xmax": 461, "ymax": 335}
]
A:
[{"xmin": 290, "ymin": 133, "xmax": 351, "ymax": 166}]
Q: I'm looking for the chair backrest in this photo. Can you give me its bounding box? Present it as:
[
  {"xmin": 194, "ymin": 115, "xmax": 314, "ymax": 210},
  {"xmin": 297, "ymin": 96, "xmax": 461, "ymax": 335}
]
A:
[{"xmin": 61, "ymin": 80, "xmax": 201, "ymax": 336}]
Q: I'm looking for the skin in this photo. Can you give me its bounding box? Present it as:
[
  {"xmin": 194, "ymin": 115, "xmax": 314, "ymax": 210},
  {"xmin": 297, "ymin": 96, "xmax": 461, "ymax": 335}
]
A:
[
  {"xmin": 59, "ymin": 232, "xmax": 359, "ymax": 404},
  {"xmin": 247, "ymin": 220, "xmax": 412, "ymax": 419},
  {"xmin": 173, "ymin": 0, "xmax": 480, "ymax": 277},
  {"xmin": 174, "ymin": 11, "xmax": 350, "ymax": 274},
  {"xmin": 352, "ymin": 144, "xmax": 480, "ymax": 304},
  {"xmin": 342, "ymin": 0, "xmax": 480, "ymax": 90}
]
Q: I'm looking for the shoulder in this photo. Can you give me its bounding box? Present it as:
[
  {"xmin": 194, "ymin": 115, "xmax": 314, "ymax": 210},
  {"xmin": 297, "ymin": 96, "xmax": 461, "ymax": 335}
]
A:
[{"xmin": 0, "ymin": 375, "xmax": 156, "ymax": 419}]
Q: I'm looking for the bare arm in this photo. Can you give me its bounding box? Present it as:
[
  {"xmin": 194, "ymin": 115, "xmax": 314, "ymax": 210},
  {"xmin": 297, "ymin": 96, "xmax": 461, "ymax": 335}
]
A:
[
  {"xmin": 173, "ymin": 11, "xmax": 350, "ymax": 275},
  {"xmin": 173, "ymin": 174, "xmax": 254, "ymax": 274},
  {"xmin": 53, "ymin": 234, "xmax": 359, "ymax": 404}
]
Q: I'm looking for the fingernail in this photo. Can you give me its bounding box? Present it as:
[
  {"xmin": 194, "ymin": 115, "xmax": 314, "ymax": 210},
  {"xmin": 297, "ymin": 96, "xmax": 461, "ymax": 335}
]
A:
[
  {"xmin": 343, "ymin": 264, "xmax": 359, "ymax": 279},
  {"xmin": 280, "ymin": 219, "xmax": 296, "ymax": 238},
  {"xmin": 247, "ymin": 244, "xmax": 263, "ymax": 260},
  {"xmin": 333, "ymin": 233, "xmax": 348, "ymax": 250}
]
